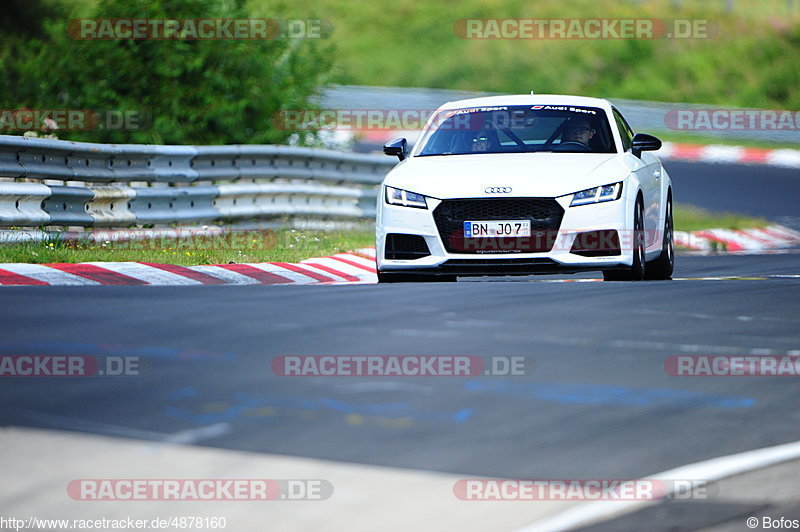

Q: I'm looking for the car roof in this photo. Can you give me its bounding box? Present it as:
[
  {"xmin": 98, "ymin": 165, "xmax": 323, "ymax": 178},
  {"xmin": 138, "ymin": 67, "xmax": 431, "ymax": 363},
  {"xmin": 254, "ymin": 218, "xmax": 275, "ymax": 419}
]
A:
[{"xmin": 437, "ymin": 94, "xmax": 614, "ymax": 113}]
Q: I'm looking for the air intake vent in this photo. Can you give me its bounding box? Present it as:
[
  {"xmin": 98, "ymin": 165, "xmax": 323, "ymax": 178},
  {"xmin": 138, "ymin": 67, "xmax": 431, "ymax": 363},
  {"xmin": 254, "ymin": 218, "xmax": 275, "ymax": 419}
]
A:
[{"xmin": 385, "ymin": 233, "xmax": 431, "ymax": 260}]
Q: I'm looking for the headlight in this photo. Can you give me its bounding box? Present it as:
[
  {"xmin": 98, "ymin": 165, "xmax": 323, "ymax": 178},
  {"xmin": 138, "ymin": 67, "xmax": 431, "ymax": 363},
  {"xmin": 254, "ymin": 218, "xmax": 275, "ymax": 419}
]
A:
[
  {"xmin": 385, "ymin": 186, "xmax": 428, "ymax": 209},
  {"xmin": 570, "ymin": 182, "xmax": 623, "ymax": 207}
]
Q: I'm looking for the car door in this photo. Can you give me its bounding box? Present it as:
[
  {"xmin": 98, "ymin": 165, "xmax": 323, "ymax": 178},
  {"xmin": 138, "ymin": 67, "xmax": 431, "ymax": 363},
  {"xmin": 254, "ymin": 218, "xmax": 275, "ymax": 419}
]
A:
[{"xmin": 613, "ymin": 107, "xmax": 662, "ymax": 249}]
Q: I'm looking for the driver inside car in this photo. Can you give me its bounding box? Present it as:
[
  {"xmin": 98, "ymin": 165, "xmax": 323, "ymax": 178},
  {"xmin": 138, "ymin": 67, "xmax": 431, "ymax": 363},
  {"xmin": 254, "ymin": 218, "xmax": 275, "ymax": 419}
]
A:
[
  {"xmin": 471, "ymin": 134, "xmax": 490, "ymax": 152},
  {"xmin": 561, "ymin": 118, "xmax": 596, "ymax": 148},
  {"xmin": 470, "ymin": 128, "xmax": 499, "ymax": 152}
]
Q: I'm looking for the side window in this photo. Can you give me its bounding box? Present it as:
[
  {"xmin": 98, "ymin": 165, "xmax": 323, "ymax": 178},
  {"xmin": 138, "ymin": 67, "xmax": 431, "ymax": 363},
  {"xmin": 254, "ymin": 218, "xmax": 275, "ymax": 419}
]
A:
[{"xmin": 612, "ymin": 109, "xmax": 633, "ymax": 152}]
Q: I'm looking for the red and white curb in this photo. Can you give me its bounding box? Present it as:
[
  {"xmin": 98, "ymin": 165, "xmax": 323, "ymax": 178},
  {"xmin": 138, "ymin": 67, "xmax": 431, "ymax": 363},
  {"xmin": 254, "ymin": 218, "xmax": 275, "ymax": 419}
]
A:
[
  {"xmin": 0, "ymin": 248, "xmax": 378, "ymax": 287},
  {"xmin": 1, "ymin": 227, "xmax": 797, "ymax": 286},
  {"xmin": 675, "ymin": 224, "xmax": 800, "ymax": 253},
  {"xmin": 656, "ymin": 142, "xmax": 800, "ymax": 168}
]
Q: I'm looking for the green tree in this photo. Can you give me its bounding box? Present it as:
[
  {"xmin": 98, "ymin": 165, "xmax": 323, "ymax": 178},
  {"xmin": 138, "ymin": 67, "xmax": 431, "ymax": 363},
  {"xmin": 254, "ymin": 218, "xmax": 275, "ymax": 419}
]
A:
[{"xmin": 0, "ymin": 0, "xmax": 333, "ymax": 144}]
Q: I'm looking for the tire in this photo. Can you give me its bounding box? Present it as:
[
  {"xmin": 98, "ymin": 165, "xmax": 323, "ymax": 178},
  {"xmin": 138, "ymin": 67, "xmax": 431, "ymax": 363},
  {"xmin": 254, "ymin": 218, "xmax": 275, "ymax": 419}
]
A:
[
  {"xmin": 644, "ymin": 195, "xmax": 674, "ymax": 280},
  {"xmin": 377, "ymin": 272, "xmax": 456, "ymax": 283},
  {"xmin": 603, "ymin": 197, "xmax": 646, "ymax": 282}
]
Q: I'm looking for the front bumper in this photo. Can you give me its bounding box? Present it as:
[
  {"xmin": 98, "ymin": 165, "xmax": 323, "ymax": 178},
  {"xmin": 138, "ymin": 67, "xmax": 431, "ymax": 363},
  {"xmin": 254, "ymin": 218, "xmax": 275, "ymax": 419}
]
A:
[{"xmin": 377, "ymin": 194, "xmax": 635, "ymax": 277}]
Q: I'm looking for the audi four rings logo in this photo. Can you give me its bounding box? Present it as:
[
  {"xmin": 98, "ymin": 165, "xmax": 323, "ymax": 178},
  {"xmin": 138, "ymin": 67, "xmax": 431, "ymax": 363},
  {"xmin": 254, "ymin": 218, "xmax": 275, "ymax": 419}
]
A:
[{"xmin": 485, "ymin": 187, "xmax": 512, "ymax": 193}]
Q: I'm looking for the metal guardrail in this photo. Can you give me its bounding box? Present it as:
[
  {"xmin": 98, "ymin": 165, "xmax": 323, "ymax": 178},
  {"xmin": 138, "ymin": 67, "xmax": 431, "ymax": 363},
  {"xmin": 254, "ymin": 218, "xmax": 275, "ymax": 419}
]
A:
[{"xmin": 0, "ymin": 135, "xmax": 395, "ymax": 228}]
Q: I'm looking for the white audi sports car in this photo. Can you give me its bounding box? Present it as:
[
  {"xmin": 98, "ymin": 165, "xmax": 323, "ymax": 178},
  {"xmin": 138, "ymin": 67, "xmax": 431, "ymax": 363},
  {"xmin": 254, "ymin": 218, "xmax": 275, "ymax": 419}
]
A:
[{"xmin": 376, "ymin": 94, "xmax": 673, "ymax": 282}]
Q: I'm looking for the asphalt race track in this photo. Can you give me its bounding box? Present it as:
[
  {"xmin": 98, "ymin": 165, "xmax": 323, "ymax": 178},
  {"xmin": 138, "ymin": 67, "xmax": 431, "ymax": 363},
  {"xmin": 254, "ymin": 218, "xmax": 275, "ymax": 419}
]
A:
[
  {"xmin": 1, "ymin": 252, "xmax": 798, "ymax": 484},
  {"xmin": 663, "ymin": 160, "xmax": 800, "ymax": 223}
]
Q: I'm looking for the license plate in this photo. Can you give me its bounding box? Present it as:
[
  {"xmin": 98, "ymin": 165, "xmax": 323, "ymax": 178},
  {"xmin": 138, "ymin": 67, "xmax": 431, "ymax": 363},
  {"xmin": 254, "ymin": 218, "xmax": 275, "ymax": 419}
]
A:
[{"xmin": 464, "ymin": 220, "xmax": 531, "ymax": 238}]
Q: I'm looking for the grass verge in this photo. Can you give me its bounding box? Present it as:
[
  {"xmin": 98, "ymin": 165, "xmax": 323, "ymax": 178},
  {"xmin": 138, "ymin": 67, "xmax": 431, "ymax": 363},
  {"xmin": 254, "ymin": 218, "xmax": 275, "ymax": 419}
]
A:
[
  {"xmin": 0, "ymin": 227, "xmax": 376, "ymax": 265},
  {"xmin": 673, "ymin": 204, "xmax": 769, "ymax": 232},
  {"xmin": 248, "ymin": 0, "xmax": 800, "ymax": 110}
]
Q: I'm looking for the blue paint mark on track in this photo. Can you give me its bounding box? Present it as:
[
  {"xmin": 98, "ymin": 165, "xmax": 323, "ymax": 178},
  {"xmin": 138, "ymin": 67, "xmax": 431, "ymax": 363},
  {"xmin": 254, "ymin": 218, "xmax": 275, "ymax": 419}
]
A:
[
  {"xmin": 164, "ymin": 391, "xmax": 474, "ymax": 426},
  {"xmin": 463, "ymin": 380, "xmax": 754, "ymax": 409}
]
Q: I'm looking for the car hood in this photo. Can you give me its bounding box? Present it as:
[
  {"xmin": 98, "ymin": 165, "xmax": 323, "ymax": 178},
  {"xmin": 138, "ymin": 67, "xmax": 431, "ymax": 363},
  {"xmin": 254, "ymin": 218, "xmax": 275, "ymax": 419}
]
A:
[{"xmin": 383, "ymin": 152, "xmax": 630, "ymax": 199}]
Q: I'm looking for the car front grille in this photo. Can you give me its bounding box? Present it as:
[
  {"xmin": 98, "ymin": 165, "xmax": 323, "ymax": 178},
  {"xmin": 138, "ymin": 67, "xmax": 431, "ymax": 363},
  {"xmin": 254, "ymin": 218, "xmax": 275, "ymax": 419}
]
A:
[{"xmin": 433, "ymin": 198, "xmax": 564, "ymax": 254}]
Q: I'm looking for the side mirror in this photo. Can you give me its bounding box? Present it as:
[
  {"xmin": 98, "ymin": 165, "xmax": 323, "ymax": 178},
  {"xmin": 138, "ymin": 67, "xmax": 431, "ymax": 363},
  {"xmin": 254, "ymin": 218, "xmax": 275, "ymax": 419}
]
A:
[
  {"xmin": 383, "ymin": 138, "xmax": 408, "ymax": 161},
  {"xmin": 631, "ymin": 133, "xmax": 662, "ymax": 158}
]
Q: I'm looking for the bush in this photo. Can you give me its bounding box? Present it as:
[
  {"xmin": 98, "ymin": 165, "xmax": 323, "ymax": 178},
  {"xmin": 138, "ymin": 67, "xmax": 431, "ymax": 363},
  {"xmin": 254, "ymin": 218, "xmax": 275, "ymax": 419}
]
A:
[{"xmin": 0, "ymin": 0, "xmax": 333, "ymax": 144}]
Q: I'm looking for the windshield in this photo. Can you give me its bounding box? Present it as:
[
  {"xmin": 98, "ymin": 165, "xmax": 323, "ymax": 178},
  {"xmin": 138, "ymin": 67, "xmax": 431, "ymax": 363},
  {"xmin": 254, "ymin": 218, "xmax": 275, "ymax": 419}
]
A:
[{"xmin": 415, "ymin": 105, "xmax": 617, "ymax": 156}]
